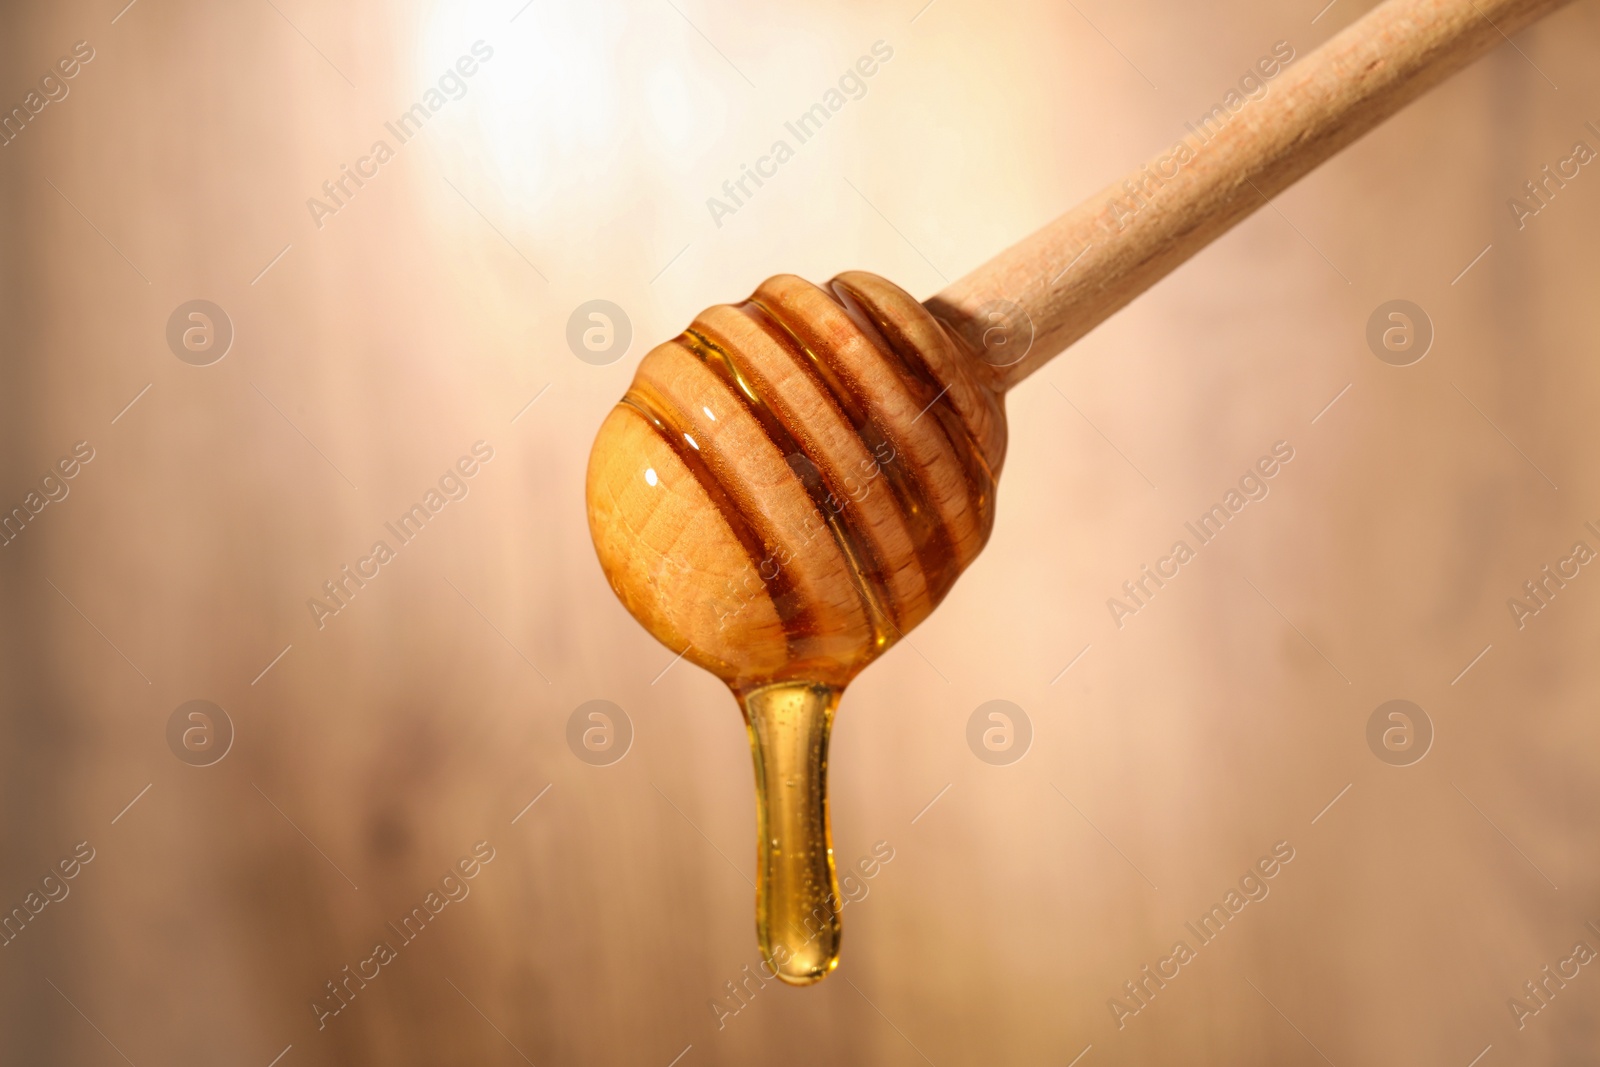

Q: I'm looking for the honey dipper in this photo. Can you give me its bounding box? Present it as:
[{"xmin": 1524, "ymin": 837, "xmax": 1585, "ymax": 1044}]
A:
[{"xmin": 585, "ymin": 0, "xmax": 1572, "ymax": 984}]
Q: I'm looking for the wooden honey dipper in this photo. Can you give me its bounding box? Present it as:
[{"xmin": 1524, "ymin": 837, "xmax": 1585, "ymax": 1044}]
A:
[{"xmin": 585, "ymin": 0, "xmax": 1572, "ymax": 984}]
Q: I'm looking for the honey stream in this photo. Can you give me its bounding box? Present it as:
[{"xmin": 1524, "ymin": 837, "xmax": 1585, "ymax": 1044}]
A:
[{"xmin": 737, "ymin": 680, "xmax": 842, "ymax": 985}]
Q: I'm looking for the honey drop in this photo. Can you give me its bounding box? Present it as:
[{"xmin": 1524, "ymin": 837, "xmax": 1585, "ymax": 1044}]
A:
[{"xmin": 738, "ymin": 680, "xmax": 842, "ymax": 985}]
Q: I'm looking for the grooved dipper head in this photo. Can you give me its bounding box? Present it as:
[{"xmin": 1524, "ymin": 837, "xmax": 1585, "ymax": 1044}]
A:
[{"xmin": 586, "ymin": 270, "xmax": 1008, "ymax": 691}]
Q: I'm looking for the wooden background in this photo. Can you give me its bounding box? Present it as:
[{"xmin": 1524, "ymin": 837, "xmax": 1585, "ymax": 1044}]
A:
[{"xmin": 1, "ymin": 0, "xmax": 1598, "ymax": 1063}]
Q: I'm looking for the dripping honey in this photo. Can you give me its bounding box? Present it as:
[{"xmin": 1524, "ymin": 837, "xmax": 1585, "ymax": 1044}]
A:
[{"xmin": 738, "ymin": 680, "xmax": 841, "ymax": 985}]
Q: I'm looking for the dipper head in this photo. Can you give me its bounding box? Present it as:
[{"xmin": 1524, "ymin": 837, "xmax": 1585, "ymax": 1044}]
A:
[{"xmin": 585, "ymin": 270, "xmax": 1008, "ymax": 691}]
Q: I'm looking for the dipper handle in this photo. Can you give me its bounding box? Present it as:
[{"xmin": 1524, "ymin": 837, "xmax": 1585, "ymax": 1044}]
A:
[{"xmin": 927, "ymin": 0, "xmax": 1573, "ymax": 389}]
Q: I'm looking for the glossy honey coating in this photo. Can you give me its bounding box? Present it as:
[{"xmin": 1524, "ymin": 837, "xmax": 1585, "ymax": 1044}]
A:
[{"xmin": 585, "ymin": 270, "xmax": 1008, "ymax": 693}]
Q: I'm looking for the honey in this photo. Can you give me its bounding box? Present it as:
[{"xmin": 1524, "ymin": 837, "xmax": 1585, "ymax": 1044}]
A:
[{"xmin": 738, "ymin": 680, "xmax": 842, "ymax": 985}]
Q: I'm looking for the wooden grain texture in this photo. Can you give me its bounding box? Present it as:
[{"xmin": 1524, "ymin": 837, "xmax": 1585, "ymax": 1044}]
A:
[{"xmin": 926, "ymin": 0, "xmax": 1577, "ymax": 388}]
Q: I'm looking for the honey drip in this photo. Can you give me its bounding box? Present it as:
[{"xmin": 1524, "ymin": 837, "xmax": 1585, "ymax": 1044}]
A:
[{"xmin": 739, "ymin": 680, "xmax": 841, "ymax": 985}]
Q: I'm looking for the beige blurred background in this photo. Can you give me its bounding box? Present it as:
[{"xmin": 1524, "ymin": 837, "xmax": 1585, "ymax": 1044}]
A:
[{"xmin": 2, "ymin": 0, "xmax": 1599, "ymax": 1062}]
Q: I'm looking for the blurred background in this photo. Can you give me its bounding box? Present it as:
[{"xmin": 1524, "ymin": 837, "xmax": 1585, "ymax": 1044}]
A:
[{"xmin": 2, "ymin": 0, "xmax": 1599, "ymax": 1062}]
